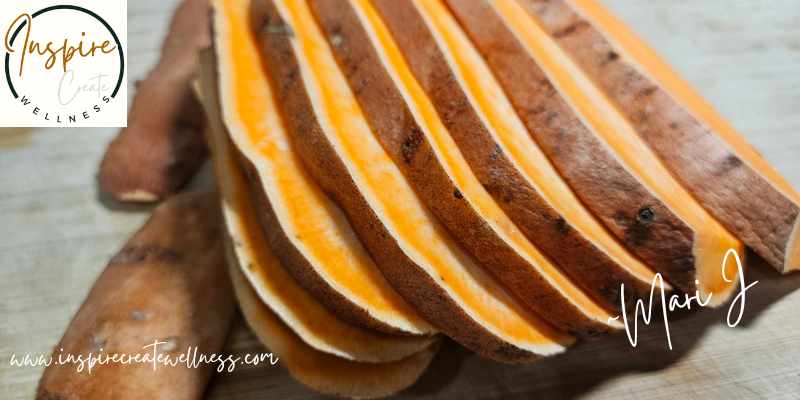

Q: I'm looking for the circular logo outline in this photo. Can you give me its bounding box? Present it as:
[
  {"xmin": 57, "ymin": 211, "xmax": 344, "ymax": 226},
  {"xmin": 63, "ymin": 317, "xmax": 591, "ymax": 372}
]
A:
[{"xmin": 4, "ymin": 5, "xmax": 125, "ymax": 99}]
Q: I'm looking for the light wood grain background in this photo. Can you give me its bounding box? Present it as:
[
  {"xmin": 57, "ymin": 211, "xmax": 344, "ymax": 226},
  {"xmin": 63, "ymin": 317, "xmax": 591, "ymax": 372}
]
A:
[{"xmin": 1, "ymin": 0, "xmax": 799, "ymax": 399}]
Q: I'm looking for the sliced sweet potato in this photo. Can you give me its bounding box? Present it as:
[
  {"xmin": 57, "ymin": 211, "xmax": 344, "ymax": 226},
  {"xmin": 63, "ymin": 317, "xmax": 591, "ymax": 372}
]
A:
[
  {"xmin": 207, "ymin": 0, "xmax": 431, "ymax": 336},
  {"xmin": 228, "ymin": 253, "xmax": 441, "ymax": 399},
  {"xmin": 194, "ymin": 46, "xmax": 439, "ymax": 363},
  {"xmin": 361, "ymin": 0, "xmax": 662, "ymax": 319},
  {"xmin": 99, "ymin": 0, "xmax": 210, "ymax": 202},
  {"xmin": 516, "ymin": 0, "xmax": 800, "ymax": 273},
  {"xmin": 307, "ymin": 0, "xmax": 636, "ymax": 332},
  {"xmin": 250, "ymin": 0, "xmax": 575, "ymax": 362},
  {"xmin": 446, "ymin": 0, "xmax": 744, "ymax": 304},
  {"xmin": 37, "ymin": 191, "xmax": 235, "ymax": 400}
]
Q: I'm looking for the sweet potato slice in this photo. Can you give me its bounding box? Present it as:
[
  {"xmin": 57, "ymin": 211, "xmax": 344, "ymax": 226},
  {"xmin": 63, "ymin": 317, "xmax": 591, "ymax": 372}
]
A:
[
  {"xmin": 37, "ymin": 191, "xmax": 235, "ymax": 400},
  {"xmin": 228, "ymin": 253, "xmax": 441, "ymax": 399},
  {"xmin": 446, "ymin": 0, "xmax": 744, "ymax": 304},
  {"xmin": 99, "ymin": 0, "xmax": 209, "ymax": 202},
  {"xmin": 250, "ymin": 0, "xmax": 575, "ymax": 362},
  {"xmin": 515, "ymin": 0, "xmax": 800, "ymax": 273},
  {"xmin": 361, "ymin": 0, "xmax": 662, "ymax": 318},
  {"xmin": 306, "ymin": 0, "xmax": 634, "ymax": 332},
  {"xmin": 207, "ymin": 0, "xmax": 431, "ymax": 336},
  {"xmin": 194, "ymin": 46, "xmax": 439, "ymax": 363}
]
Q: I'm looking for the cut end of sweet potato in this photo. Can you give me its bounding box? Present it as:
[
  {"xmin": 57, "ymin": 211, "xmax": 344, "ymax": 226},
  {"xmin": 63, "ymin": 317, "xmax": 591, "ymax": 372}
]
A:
[
  {"xmin": 117, "ymin": 189, "xmax": 161, "ymax": 203},
  {"xmin": 693, "ymin": 232, "xmax": 746, "ymax": 308},
  {"xmin": 783, "ymin": 220, "xmax": 800, "ymax": 273}
]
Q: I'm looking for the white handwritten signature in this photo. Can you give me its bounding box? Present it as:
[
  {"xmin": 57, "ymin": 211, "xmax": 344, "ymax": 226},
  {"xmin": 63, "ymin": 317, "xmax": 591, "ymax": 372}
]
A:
[{"xmin": 609, "ymin": 249, "xmax": 757, "ymax": 349}]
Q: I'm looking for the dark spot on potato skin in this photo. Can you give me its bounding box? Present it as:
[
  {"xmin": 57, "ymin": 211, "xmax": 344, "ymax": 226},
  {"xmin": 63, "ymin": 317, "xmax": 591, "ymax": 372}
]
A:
[
  {"xmin": 37, "ymin": 390, "xmax": 79, "ymax": 400},
  {"xmin": 552, "ymin": 20, "xmax": 590, "ymax": 38},
  {"xmin": 555, "ymin": 216, "xmax": 570, "ymax": 233},
  {"xmin": 613, "ymin": 211, "xmax": 631, "ymax": 228},
  {"xmin": 637, "ymin": 86, "xmax": 658, "ymax": 98},
  {"xmin": 283, "ymin": 66, "xmax": 299, "ymax": 92},
  {"xmin": 255, "ymin": 16, "xmax": 270, "ymax": 36},
  {"xmin": 567, "ymin": 328, "xmax": 603, "ymax": 339},
  {"xmin": 256, "ymin": 12, "xmax": 293, "ymax": 38},
  {"xmin": 490, "ymin": 144, "xmax": 501, "ymax": 160},
  {"xmin": 110, "ymin": 244, "xmax": 181, "ymax": 265},
  {"xmin": 716, "ymin": 154, "xmax": 743, "ymax": 174},
  {"xmin": 454, "ymin": 189, "xmax": 463, "ymax": 199},
  {"xmin": 625, "ymin": 224, "xmax": 651, "ymax": 247},
  {"xmin": 617, "ymin": 208, "xmax": 659, "ymax": 247},
  {"xmin": 528, "ymin": 104, "xmax": 548, "ymax": 115},
  {"xmin": 598, "ymin": 285, "xmax": 625, "ymax": 308},
  {"xmin": 401, "ymin": 127, "xmax": 423, "ymax": 163},
  {"xmin": 637, "ymin": 206, "xmax": 656, "ymax": 226}
]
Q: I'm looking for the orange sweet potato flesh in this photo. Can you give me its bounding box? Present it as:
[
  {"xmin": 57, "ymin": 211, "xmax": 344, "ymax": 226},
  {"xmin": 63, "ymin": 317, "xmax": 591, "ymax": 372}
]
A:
[
  {"xmin": 194, "ymin": 46, "xmax": 440, "ymax": 363},
  {"xmin": 99, "ymin": 0, "xmax": 210, "ymax": 203},
  {"xmin": 445, "ymin": 0, "xmax": 743, "ymax": 303},
  {"xmin": 228, "ymin": 252, "xmax": 441, "ymax": 399},
  {"xmin": 37, "ymin": 191, "xmax": 235, "ymax": 400},
  {"xmin": 516, "ymin": 0, "xmax": 800, "ymax": 273},
  {"xmin": 250, "ymin": 0, "xmax": 575, "ymax": 362},
  {"xmin": 208, "ymin": 0, "xmax": 432, "ymax": 336}
]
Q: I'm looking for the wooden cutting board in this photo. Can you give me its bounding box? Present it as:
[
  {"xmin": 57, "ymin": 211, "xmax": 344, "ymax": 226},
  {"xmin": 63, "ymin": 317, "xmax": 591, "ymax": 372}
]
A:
[{"xmin": 2, "ymin": 0, "xmax": 799, "ymax": 398}]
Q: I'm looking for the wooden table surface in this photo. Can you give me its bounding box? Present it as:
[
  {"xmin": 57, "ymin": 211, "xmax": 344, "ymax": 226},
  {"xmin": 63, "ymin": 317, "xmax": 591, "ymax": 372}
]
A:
[{"xmin": 2, "ymin": 0, "xmax": 799, "ymax": 398}]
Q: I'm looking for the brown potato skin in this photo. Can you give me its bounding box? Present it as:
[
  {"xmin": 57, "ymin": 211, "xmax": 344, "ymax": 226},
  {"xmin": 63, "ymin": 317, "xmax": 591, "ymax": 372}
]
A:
[
  {"xmin": 440, "ymin": 0, "xmax": 700, "ymax": 294},
  {"xmin": 37, "ymin": 191, "xmax": 235, "ymax": 400},
  {"xmin": 250, "ymin": 0, "xmax": 544, "ymax": 363},
  {"xmin": 308, "ymin": 0, "xmax": 621, "ymax": 336},
  {"xmin": 99, "ymin": 0, "xmax": 210, "ymax": 203},
  {"xmin": 515, "ymin": 0, "xmax": 799, "ymax": 272}
]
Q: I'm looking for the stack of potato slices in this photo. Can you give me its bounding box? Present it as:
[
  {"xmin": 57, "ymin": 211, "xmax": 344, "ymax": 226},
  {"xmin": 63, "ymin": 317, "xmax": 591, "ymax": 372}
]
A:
[{"xmin": 195, "ymin": 0, "xmax": 800, "ymax": 397}]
